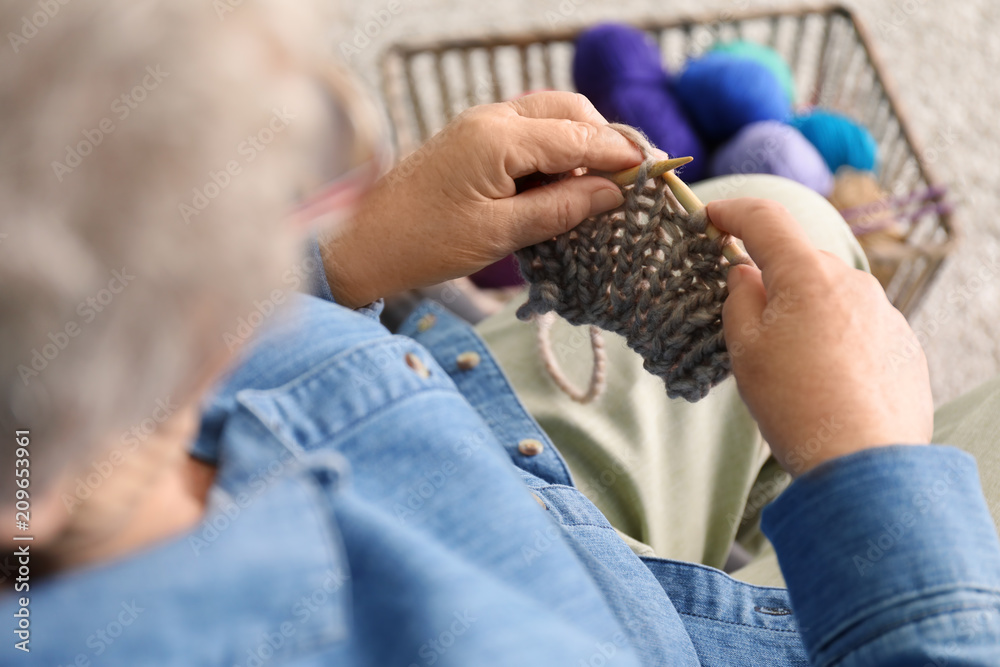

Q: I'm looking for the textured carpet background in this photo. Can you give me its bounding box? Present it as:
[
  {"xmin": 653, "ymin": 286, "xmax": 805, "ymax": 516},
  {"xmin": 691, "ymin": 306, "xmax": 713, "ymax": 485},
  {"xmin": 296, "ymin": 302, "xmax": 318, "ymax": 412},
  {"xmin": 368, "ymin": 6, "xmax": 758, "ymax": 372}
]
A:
[{"xmin": 334, "ymin": 0, "xmax": 1000, "ymax": 405}]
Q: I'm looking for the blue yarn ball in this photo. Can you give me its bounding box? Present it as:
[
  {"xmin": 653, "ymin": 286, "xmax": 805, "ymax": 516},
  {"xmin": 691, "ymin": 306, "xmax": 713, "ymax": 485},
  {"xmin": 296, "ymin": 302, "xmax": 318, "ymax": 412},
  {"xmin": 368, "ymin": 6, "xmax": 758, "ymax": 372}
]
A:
[
  {"xmin": 673, "ymin": 52, "xmax": 791, "ymax": 146},
  {"xmin": 710, "ymin": 40, "xmax": 796, "ymax": 105},
  {"xmin": 602, "ymin": 82, "xmax": 706, "ymax": 182},
  {"xmin": 789, "ymin": 110, "xmax": 878, "ymax": 173},
  {"xmin": 709, "ymin": 121, "xmax": 834, "ymax": 195},
  {"xmin": 573, "ymin": 23, "xmax": 665, "ymax": 111}
]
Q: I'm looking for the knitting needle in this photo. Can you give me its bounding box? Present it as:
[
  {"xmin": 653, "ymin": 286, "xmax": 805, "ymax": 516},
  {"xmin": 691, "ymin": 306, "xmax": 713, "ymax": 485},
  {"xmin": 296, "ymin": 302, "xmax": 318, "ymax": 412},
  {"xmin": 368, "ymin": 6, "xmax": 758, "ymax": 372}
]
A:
[
  {"xmin": 604, "ymin": 158, "xmax": 753, "ymax": 266},
  {"xmin": 604, "ymin": 156, "xmax": 693, "ymax": 187},
  {"xmin": 661, "ymin": 170, "xmax": 754, "ymax": 268},
  {"xmin": 515, "ymin": 157, "xmax": 691, "ymax": 193}
]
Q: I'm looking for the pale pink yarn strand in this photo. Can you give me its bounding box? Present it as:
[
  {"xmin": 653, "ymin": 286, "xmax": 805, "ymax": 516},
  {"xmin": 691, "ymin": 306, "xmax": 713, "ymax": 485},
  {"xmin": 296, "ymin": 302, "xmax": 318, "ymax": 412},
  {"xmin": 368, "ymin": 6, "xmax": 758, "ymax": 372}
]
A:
[{"xmin": 534, "ymin": 313, "xmax": 607, "ymax": 404}]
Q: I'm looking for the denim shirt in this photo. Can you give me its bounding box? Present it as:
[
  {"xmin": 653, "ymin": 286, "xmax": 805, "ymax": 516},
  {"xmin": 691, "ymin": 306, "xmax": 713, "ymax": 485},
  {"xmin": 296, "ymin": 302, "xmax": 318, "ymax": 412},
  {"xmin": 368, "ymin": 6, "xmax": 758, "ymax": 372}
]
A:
[{"xmin": 5, "ymin": 251, "xmax": 1000, "ymax": 666}]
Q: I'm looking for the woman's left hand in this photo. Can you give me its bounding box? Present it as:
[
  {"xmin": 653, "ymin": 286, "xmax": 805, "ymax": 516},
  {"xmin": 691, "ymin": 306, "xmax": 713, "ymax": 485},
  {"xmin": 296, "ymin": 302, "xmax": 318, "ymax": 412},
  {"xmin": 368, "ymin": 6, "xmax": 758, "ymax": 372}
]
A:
[{"xmin": 321, "ymin": 91, "xmax": 642, "ymax": 308}]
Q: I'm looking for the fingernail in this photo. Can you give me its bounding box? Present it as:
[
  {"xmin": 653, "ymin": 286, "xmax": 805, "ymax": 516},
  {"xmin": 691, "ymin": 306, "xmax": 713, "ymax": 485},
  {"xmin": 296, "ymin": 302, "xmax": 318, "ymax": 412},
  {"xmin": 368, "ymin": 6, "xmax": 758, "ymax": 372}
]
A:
[{"xmin": 590, "ymin": 187, "xmax": 624, "ymax": 216}]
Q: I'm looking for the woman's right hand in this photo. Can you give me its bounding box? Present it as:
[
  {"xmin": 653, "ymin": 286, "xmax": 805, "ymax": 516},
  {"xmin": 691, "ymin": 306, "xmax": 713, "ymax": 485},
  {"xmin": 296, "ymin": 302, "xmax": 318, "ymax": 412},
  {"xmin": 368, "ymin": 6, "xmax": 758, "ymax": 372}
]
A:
[{"xmin": 708, "ymin": 198, "xmax": 933, "ymax": 475}]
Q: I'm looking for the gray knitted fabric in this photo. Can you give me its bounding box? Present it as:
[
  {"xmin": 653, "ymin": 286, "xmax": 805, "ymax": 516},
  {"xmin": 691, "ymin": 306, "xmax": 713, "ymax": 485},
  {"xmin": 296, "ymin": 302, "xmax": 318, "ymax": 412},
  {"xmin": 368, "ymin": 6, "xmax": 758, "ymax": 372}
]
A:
[{"xmin": 515, "ymin": 126, "xmax": 735, "ymax": 402}]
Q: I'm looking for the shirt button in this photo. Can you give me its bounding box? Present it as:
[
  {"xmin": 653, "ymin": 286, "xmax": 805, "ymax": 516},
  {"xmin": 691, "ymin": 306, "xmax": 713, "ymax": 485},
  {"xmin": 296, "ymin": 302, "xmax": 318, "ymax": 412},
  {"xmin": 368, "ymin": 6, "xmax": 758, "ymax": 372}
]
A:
[
  {"xmin": 405, "ymin": 352, "xmax": 430, "ymax": 379},
  {"xmin": 455, "ymin": 351, "xmax": 481, "ymax": 371},
  {"xmin": 416, "ymin": 313, "xmax": 436, "ymax": 332},
  {"xmin": 532, "ymin": 493, "xmax": 547, "ymax": 510},
  {"xmin": 518, "ymin": 438, "xmax": 544, "ymax": 457}
]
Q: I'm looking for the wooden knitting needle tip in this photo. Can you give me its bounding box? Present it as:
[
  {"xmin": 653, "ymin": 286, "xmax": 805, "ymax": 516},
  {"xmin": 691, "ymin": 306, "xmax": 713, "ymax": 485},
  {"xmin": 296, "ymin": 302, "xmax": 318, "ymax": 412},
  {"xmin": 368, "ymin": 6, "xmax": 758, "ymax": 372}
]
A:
[
  {"xmin": 606, "ymin": 156, "xmax": 693, "ymax": 187},
  {"xmin": 661, "ymin": 170, "xmax": 754, "ymax": 268}
]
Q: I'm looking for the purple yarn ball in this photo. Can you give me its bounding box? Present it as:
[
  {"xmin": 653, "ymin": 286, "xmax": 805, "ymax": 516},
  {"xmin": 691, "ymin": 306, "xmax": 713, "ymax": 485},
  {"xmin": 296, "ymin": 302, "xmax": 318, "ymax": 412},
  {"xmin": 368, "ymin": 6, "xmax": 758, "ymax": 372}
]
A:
[
  {"xmin": 709, "ymin": 121, "xmax": 834, "ymax": 195},
  {"xmin": 470, "ymin": 255, "xmax": 524, "ymax": 289},
  {"xmin": 673, "ymin": 52, "xmax": 791, "ymax": 146},
  {"xmin": 601, "ymin": 83, "xmax": 706, "ymax": 182},
  {"xmin": 573, "ymin": 23, "xmax": 666, "ymax": 111}
]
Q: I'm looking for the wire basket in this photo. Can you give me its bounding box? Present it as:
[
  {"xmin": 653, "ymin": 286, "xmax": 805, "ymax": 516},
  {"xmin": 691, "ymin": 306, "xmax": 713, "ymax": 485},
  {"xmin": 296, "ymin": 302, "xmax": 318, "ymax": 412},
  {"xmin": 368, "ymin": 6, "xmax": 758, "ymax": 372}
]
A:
[{"xmin": 379, "ymin": 3, "xmax": 956, "ymax": 316}]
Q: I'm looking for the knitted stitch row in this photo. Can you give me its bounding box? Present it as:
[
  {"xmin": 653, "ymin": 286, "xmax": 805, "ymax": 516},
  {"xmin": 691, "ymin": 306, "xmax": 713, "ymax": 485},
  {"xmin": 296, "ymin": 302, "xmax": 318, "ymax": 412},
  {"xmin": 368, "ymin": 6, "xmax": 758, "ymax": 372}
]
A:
[{"xmin": 515, "ymin": 124, "xmax": 739, "ymax": 402}]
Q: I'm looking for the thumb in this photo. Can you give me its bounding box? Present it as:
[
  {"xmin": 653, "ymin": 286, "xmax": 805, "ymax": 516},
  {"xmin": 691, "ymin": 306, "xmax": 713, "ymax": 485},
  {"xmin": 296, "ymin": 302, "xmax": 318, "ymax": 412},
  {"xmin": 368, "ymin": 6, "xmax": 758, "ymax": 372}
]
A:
[
  {"xmin": 506, "ymin": 175, "xmax": 624, "ymax": 247},
  {"xmin": 723, "ymin": 263, "xmax": 767, "ymax": 350}
]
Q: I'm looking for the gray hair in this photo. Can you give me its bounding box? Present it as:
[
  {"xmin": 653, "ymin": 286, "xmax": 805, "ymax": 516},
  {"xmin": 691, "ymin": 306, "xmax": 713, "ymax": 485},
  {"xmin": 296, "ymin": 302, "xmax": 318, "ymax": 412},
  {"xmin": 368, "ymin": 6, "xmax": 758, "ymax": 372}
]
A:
[{"xmin": 0, "ymin": 0, "xmax": 339, "ymax": 495}]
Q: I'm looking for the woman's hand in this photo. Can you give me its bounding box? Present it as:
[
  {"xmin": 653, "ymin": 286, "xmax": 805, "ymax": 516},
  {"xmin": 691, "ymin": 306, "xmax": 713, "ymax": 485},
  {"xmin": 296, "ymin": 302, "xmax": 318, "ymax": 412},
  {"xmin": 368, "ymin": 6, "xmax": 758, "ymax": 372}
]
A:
[
  {"xmin": 321, "ymin": 92, "xmax": 642, "ymax": 308},
  {"xmin": 708, "ymin": 198, "xmax": 933, "ymax": 476}
]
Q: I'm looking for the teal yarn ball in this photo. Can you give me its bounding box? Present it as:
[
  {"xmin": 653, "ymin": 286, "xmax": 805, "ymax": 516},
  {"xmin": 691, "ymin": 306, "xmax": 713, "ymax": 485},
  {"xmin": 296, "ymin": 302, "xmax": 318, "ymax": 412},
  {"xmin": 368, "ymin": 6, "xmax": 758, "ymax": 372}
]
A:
[
  {"xmin": 711, "ymin": 40, "xmax": 796, "ymax": 105},
  {"xmin": 789, "ymin": 110, "xmax": 878, "ymax": 173}
]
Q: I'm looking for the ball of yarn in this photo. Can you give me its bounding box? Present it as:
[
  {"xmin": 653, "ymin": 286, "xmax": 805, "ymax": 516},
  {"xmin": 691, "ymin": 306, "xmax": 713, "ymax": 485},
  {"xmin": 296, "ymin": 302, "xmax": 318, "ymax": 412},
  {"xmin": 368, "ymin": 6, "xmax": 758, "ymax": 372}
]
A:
[
  {"xmin": 711, "ymin": 40, "xmax": 796, "ymax": 105},
  {"xmin": 470, "ymin": 255, "xmax": 524, "ymax": 289},
  {"xmin": 601, "ymin": 83, "xmax": 706, "ymax": 181},
  {"xmin": 828, "ymin": 170, "xmax": 902, "ymax": 287},
  {"xmin": 673, "ymin": 52, "xmax": 791, "ymax": 146},
  {"xmin": 573, "ymin": 23, "xmax": 666, "ymax": 111},
  {"xmin": 827, "ymin": 168, "xmax": 902, "ymax": 235},
  {"xmin": 572, "ymin": 22, "xmax": 705, "ymax": 180},
  {"xmin": 789, "ymin": 110, "xmax": 878, "ymax": 173},
  {"xmin": 827, "ymin": 168, "xmax": 887, "ymax": 212},
  {"xmin": 709, "ymin": 121, "xmax": 833, "ymax": 196}
]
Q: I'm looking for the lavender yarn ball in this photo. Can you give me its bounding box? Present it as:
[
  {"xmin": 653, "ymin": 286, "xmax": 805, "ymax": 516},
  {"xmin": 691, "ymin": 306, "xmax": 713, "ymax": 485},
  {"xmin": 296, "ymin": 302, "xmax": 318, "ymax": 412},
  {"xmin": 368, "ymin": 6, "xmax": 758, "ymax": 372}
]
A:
[
  {"xmin": 709, "ymin": 121, "xmax": 834, "ymax": 196},
  {"xmin": 573, "ymin": 23, "xmax": 665, "ymax": 111},
  {"xmin": 673, "ymin": 52, "xmax": 790, "ymax": 146}
]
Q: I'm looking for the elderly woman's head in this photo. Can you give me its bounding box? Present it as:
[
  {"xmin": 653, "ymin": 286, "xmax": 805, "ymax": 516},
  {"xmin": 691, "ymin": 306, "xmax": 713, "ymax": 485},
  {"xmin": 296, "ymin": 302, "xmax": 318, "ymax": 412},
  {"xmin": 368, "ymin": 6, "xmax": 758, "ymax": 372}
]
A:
[{"xmin": 0, "ymin": 0, "xmax": 368, "ymax": 535}]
